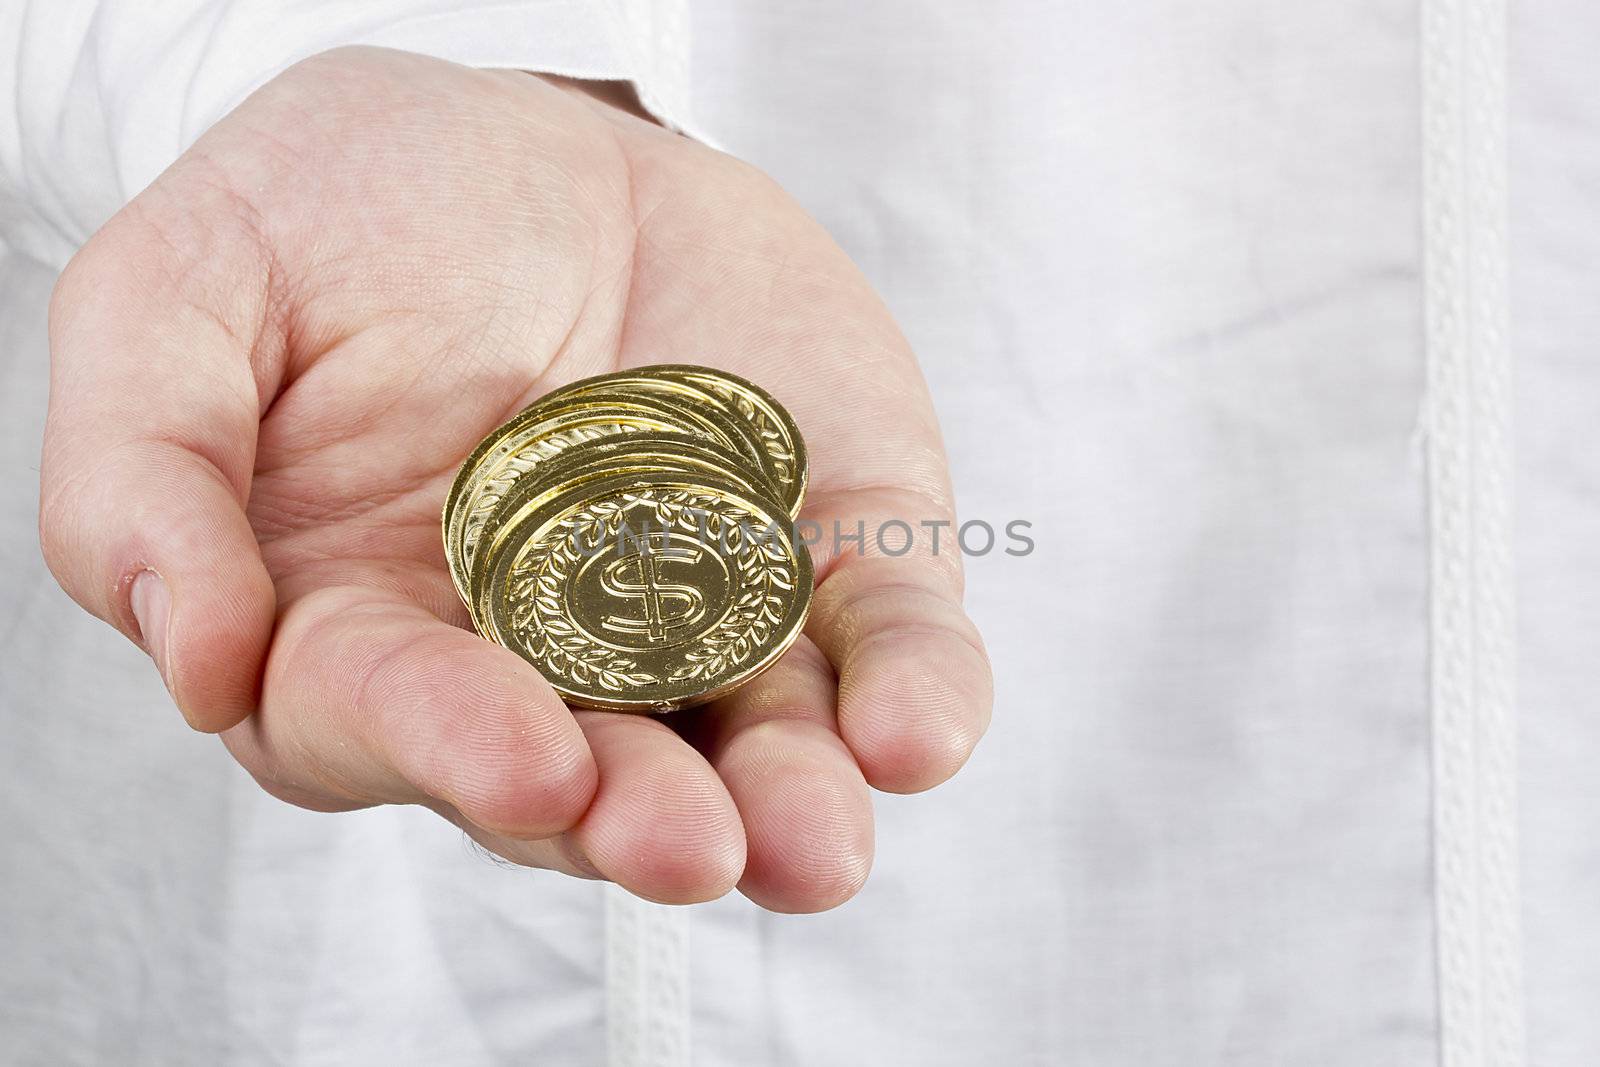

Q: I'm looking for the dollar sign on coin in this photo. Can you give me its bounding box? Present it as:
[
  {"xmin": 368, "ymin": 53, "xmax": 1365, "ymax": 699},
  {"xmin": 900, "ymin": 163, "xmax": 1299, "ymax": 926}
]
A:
[
  {"xmin": 599, "ymin": 530, "xmax": 707, "ymax": 644},
  {"xmin": 443, "ymin": 365, "xmax": 813, "ymax": 712}
]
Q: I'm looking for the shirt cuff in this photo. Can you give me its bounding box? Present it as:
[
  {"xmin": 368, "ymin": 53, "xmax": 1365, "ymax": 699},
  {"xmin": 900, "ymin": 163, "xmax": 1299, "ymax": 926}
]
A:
[{"xmin": 0, "ymin": 0, "xmax": 701, "ymax": 267}]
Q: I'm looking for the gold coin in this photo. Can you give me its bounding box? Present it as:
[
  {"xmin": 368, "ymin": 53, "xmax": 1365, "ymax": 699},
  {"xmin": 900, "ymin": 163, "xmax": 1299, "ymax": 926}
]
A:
[
  {"xmin": 446, "ymin": 390, "xmax": 738, "ymax": 537},
  {"xmin": 476, "ymin": 470, "xmax": 811, "ymax": 712},
  {"xmin": 540, "ymin": 374, "xmax": 778, "ymax": 493},
  {"xmin": 444, "ymin": 397, "xmax": 747, "ymax": 604},
  {"xmin": 441, "ymin": 364, "xmax": 813, "ymax": 712},
  {"xmin": 638, "ymin": 365, "xmax": 808, "ymax": 519},
  {"xmin": 463, "ymin": 432, "xmax": 773, "ymax": 629}
]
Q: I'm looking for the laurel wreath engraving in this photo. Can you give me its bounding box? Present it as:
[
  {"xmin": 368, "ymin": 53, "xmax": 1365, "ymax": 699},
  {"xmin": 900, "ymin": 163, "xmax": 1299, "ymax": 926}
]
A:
[
  {"xmin": 697, "ymin": 378, "xmax": 797, "ymax": 486},
  {"xmin": 505, "ymin": 490, "xmax": 797, "ymax": 694}
]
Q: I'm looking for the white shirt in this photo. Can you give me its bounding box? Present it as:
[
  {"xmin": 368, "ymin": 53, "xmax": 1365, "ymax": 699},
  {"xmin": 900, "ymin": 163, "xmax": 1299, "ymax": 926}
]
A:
[{"xmin": 1, "ymin": 1, "xmax": 1594, "ymax": 1064}]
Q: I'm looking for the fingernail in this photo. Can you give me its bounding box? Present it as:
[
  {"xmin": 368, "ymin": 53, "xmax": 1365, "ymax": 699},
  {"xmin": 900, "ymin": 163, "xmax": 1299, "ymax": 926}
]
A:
[{"xmin": 131, "ymin": 570, "xmax": 172, "ymax": 689}]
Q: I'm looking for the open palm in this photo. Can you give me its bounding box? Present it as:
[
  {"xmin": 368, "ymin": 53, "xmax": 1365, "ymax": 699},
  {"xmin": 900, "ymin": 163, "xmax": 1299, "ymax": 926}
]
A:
[{"xmin": 40, "ymin": 48, "xmax": 990, "ymax": 911}]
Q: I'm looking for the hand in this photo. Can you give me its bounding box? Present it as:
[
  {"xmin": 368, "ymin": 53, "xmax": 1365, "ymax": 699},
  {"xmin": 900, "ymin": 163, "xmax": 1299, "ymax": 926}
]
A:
[{"xmin": 39, "ymin": 47, "xmax": 991, "ymax": 911}]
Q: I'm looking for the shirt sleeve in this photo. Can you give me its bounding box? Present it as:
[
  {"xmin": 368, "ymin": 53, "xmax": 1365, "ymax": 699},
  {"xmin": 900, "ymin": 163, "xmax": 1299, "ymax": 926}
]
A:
[{"xmin": 0, "ymin": 0, "xmax": 697, "ymax": 267}]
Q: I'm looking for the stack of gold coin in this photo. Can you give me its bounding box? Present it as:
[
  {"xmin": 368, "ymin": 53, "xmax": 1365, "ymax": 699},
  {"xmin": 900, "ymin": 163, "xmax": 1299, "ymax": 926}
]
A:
[{"xmin": 443, "ymin": 365, "xmax": 812, "ymax": 713}]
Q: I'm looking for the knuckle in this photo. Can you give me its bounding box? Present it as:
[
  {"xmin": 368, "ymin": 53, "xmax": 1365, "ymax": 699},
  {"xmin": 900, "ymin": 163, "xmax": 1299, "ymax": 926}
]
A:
[
  {"xmin": 52, "ymin": 179, "xmax": 272, "ymax": 367},
  {"xmin": 49, "ymin": 225, "xmax": 137, "ymax": 343},
  {"xmin": 34, "ymin": 457, "xmax": 99, "ymax": 602},
  {"xmin": 34, "ymin": 485, "xmax": 72, "ymax": 581},
  {"xmin": 48, "ymin": 244, "xmax": 100, "ymax": 331}
]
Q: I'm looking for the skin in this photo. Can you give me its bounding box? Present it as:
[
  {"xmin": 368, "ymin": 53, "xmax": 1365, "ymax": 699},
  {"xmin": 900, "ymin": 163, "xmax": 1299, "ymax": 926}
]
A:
[{"xmin": 38, "ymin": 47, "xmax": 992, "ymax": 912}]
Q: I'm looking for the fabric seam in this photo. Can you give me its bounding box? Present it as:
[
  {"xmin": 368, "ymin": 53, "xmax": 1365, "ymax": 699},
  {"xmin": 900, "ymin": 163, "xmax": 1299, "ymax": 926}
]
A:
[{"xmin": 1420, "ymin": 0, "xmax": 1526, "ymax": 1063}]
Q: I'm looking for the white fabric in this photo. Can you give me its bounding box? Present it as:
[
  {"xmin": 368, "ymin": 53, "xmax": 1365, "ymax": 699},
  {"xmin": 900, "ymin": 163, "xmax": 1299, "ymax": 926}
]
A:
[
  {"xmin": 1, "ymin": 2, "xmax": 1597, "ymax": 1065},
  {"xmin": 606, "ymin": 883, "xmax": 690, "ymax": 1067},
  {"xmin": 0, "ymin": 0, "xmax": 696, "ymax": 267},
  {"xmin": 1421, "ymin": 0, "xmax": 1524, "ymax": 1062}
]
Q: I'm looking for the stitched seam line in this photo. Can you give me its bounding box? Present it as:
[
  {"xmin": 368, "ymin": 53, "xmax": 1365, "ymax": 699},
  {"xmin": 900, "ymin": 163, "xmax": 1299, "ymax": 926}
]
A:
[
  {"xmin": 606, "ymin": 884, "xmax": 691, "ymax": 1067},
  {"xmin": 1422, "ymin": 0, "xmax": 1525, "ymax": 1063}
]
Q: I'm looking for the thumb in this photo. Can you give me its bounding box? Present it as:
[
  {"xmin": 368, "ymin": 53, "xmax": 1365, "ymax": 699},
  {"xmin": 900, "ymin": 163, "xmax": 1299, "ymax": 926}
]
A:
[{"xmin": 39, "ymin": 167, "xmax": 280, "ymax": 732}]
